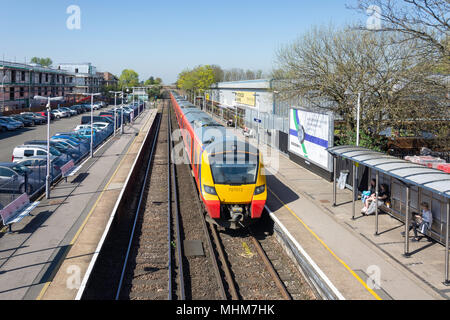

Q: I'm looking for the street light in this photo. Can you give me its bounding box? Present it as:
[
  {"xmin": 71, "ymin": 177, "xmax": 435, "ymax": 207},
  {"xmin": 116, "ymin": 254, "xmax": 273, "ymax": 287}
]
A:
[
  {"xmin": 254, "ymin": 93, "xmax": 260, "ymax": 148},
  {"xmin": 109, "ymin": 91, "xmax": 121, "ymax": 137},
  {"xmin": 1, "ymin": 74, "xmax": 7, "ymax": 113},
  {"xmin": 232, "ymin": 91, "xmax": 238, "ymax": 132},
  {"xmin": 82, "ymin": 93, "xmax": 101, "ymax": 158},
  {"xmin": 33, "ymin": 95, "xmax": 64, "ymax": 199}
]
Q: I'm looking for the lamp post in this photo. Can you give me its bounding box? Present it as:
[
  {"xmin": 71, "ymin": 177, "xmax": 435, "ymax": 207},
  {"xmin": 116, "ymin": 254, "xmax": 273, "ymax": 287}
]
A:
[
  {"xmin": 33, "ymin": 95, "xmax": 64, "ymax": 199},
  {"xmin": 109, "ymin": 91, "xmax": 121, "ymax": 136},
  {"xmin": 82, "ymin": 93, "xmax": 101, "ymax": 158},
  {"xmin": 1, "ymin": 74, "xmax": 6, "ymax": 113},
  {"xmin": 232, "ymin": 91, "xmax": 238, "ymax": 132},
  {"xmin": 254, "ymin": 93, "xmax": 260, "ymax": 148}
]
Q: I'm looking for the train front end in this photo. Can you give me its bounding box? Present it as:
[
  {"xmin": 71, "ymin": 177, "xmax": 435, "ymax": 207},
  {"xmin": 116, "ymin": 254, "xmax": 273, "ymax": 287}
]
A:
[{"xmin": 200, "ymin": 140, "xmax": 267, "ymax": 229}]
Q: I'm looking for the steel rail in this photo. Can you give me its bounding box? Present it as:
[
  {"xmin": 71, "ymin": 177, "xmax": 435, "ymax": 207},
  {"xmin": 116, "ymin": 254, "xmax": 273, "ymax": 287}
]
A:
[
  {"xmin": 114, "ymin": 104, "xmax": 162, "ymax": 300},
  {"xmin": 249, "ymin": 231, "xmax": 292, "ymax": 300},
  {"xmin": 168, "ymin": 100, "xmax": 186, "ymax": 300},
  {"xmin": 209, "ymin": 223, "xmax": 240, "ymax": 300},
  {"xmin": 169, "ymin": 101, "xmax": 228, "ymax": 300}
]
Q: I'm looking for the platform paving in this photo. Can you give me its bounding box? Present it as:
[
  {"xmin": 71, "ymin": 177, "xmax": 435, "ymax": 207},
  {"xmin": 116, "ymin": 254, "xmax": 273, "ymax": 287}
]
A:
[
  {"xmin": 0, "ymin": 108, "xmax": 156, "ymax": 300},
  {"xmin": 210, "ymin": 113, "xmax": 448, "ymax": 300}
]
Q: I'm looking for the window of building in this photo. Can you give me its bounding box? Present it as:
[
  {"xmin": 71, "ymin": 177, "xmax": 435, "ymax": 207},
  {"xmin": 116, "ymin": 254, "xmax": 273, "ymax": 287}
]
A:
[
  {"xmin": 20, "ymin": 87, "xmax": 24, "ymax": 97},
  {"xmin": 21, "ymin": 72, "xmax": 25, "ymax": 81},
  {"xmin": 44, "ymin": 87, "xmax": 48, "ymax": 95},
  {"xmin": 38, "ymin": 87, "xmax": 41, "ymax": 95},
  {"xmin": 45, "ymin": 74, "xmax": 48, "ymax": 82}
]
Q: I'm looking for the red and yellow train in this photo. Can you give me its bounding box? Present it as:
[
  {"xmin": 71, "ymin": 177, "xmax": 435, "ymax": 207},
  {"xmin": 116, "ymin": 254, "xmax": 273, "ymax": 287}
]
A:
[{"xmin": 170, "ymin": 92, "xmax": 267, "ymax": 229}]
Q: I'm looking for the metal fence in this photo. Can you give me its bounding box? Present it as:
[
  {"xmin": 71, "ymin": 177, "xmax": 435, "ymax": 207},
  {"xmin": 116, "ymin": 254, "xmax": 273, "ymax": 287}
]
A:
[{"xmin": 0, "ymin": 113, "xmax": 117, "ymax": 211}]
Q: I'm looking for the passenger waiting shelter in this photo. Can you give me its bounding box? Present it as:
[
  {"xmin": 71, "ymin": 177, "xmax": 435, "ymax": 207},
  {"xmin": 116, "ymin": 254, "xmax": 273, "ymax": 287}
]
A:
[{"xmin": 327, "ymin": 145, "xmax": 450, "ymax": 285}]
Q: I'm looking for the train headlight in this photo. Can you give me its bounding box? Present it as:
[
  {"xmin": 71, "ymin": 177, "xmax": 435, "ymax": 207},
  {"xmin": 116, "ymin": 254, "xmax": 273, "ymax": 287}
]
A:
[
  {"xmin": 204, "ymin": 185, "xmax": 217, "ymax": 195},
  {"xmin": 254, "ymin": 185, "xmax": 265, "ymax": 195}
]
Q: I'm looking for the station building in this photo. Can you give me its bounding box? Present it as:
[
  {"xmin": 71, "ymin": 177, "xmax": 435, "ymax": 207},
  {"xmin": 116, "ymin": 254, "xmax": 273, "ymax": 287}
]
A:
[{"xmin": 0, "ymin": 61, "xmax": 107, "ymax": 112}]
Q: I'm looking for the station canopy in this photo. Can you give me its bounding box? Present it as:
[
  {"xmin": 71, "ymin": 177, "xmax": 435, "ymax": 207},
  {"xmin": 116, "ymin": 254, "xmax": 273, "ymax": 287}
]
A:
[{"xmin": 328, "ymin": 146, "xmax": 450, "ymax": 198}]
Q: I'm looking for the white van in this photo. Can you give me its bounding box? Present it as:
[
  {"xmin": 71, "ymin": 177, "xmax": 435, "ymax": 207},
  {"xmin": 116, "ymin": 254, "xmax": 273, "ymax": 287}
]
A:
[{"xmin": 12, "ymin": 145, "xmax": 61, "ymax": 162}]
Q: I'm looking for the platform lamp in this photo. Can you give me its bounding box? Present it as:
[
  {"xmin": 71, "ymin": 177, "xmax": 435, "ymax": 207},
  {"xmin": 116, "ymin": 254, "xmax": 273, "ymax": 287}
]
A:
[
  {"xmin": 82, "ymin": 93, "xmax": 101, "ymax": 158},
  {"xmin": 109, "ymin": 91, "xmax": 121, "ymax": 137},
  {"xmin": 1, "ymin": 74, "xmax": 6, "ymax": 113},
  {"xmin": 33, "ymin": 95, "xmax": 64, "ymax": 199}
]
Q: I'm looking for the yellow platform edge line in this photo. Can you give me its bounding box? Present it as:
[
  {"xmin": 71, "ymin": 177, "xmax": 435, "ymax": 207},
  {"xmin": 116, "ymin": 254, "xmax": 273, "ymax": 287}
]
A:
[
  {"xmin": 268, "ymin": 188, "xmax": 382, "ymax": 300},
  {"xmin": 36, "ymin": 110, "xmax": 155, "ymax": 300}
]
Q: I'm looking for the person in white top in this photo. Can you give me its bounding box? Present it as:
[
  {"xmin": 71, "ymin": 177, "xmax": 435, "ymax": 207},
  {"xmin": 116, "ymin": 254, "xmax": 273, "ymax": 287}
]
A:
[{"xmin": 402, "ymin": 202, "xmax": 433, "ymax": 242}]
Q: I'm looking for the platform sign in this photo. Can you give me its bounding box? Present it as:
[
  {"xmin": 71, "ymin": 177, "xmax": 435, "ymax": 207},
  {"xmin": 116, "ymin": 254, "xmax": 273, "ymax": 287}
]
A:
[
  {"xmin": 289, "ymin": 108, "xmax": 334, "ymax": 171},
  {"xmin": 235, "ymin": 91, "xmax": 256, "ymax": 107}
]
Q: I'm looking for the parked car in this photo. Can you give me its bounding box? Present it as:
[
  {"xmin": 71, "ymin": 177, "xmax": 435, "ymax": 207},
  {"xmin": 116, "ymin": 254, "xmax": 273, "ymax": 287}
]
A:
[
  {"xmin": 50, "ymin": 137, "xmax": 89, "ymax": 155},
  {"xmin": 0, "ymin": 162, "xmax": 42, "ymax": 194},
  {"xmin": 19, "ymin": 112, "xmax": 46, "ymax": 124},
  {"xmin": 81, "ymin": 115, "xmax": 114, "ymax": 125},
  {"xmin": 92, "ymin": 122, "xmax": 111, "ymax": 130},
  {"xmin": 1, "ymin": 116, "xmax": 24, "ymax": 128},
  {"xmin": 12, "ymin": 144, "xmax": 63, "ymax": 162},
  {"xmin": 0, "ymin": 118, "xmax": 18, "ymax": 132},
  {"xmin": 13, "ymin": 156, "xmax": 67, "ymax": 180},
  {"xmin": 52, "ymin": 109, "xmax": 68, "ymax": 119},
  {"xmin": 10, "ymin": 115, "xmax": 34, "ymax": 127},
  {"xmin": 72, "ymin": 128, "xmax": 98, "ymax": 140},
  {"xmin": 60, "ymin": 107, "xmax": 77, "ymax": 117},
  {"xmin": 20, "ymin": 112, "xmax": 46, "ymax": 124},
  {"xmin": 24, "ymin": 140, "xmax": 82, "ymax": 161},
  {"xmin": 35, "ymin": 111, "xmax": 55, "ymax": 120},
  {"xmin": 74, "ymin": 124, "xmax": 105, "ymax": 132},
  {"xmin": 70, "ymin": 105, "xmax": 84, "ymax": 114},
  {"xmin": 0, "ymin": 117, "xmax": 22, "ymax": 130}
]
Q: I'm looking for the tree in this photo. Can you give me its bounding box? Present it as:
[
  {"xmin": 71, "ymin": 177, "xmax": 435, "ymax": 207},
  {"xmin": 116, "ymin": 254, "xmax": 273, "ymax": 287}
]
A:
[
  {"xmin": 176, "ymin": 65, "xmax": 215, "ymax": 93},
  {"xmin": 30, "ymin": 57, "xmax": 52, "ymax": 67},
  {"xmin": 144, "ymin": 76, "xmax": 163, "ymax": 86},
  {"xmin": 119, "ymin": 69, "xmax": 139, "ymax": 88},
  {"xmin": 274, "ymin": 24, "xmax": 448, "ymax": 149},
  {"xmin": 351, "ymin": 0, "xmax": 449, "ymax": 59}
]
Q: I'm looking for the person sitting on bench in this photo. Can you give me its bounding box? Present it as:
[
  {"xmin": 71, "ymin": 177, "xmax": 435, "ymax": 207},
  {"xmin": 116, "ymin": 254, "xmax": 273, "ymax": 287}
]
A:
[
  {"xmin": 362, "ymin": 184, "xmax": 390, "ymax": 216},
  {"xmin": 361, "ymin": 179, "xmax": 376, "ymax": 207},
  {"xmin": 401, "ymin": 202, "xmax": 433, "ymax": 242}
]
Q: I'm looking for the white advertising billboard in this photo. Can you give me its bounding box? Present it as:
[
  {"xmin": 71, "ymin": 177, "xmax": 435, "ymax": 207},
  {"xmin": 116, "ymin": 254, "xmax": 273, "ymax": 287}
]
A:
[{"xmin": 289, "ymin": 108, "xmax": 334, "ymax": 171}]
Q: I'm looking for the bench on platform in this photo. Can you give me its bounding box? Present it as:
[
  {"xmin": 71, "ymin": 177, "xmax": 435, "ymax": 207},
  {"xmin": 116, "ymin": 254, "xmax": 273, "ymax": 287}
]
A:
[
  {"xmin": 0, "ymin": 193, "xmax": 40, "ymax": 233},
  {"xmin": 61, "ymin": 160, "xmax": 81, "ymax": 182},
  {"xmin": 378, "ymin": 203, "xmax": 438, "ymax": 243}
]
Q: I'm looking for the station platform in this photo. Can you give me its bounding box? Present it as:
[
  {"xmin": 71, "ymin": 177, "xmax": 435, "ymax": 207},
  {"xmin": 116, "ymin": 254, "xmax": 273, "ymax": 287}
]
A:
[
  {"xmin": 215, "ymin": 120, "xmax": 449, "ymax": 300},
  {"xmin": 0, "ymin": 108, "xmax": 157, "ymax": 300}
]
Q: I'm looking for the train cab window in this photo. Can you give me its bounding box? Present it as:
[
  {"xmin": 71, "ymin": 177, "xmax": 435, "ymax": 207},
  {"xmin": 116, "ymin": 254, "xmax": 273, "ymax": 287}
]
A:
[{"xmin": 209, "ymin": 152, "xmax": 258, "ymax": 185}]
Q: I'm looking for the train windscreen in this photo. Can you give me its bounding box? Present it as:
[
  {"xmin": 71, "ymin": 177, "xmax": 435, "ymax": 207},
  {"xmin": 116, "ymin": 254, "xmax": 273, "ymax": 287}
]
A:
[{"xmin": 209, "ymin": 152, "xmax": 258, "ymax": 185}]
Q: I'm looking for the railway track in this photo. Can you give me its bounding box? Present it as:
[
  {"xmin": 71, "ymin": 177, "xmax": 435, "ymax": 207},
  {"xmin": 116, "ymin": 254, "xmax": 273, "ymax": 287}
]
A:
[{"xmin": 83, "ymin": 97, "xmax": 316, "ymax": 301}]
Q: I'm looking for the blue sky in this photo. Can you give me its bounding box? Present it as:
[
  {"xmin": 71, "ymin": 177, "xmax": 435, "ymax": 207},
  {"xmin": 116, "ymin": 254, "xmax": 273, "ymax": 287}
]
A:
[{"xmin": 0, "ymin": 0, "xmax": 366, "ymax": 83}]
